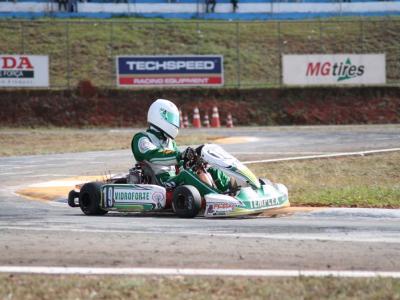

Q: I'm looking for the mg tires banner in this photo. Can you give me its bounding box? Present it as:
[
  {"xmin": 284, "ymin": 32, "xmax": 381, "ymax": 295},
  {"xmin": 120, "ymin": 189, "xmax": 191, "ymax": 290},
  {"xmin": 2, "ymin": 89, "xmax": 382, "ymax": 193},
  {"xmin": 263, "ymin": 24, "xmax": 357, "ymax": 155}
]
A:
[
  {"xmin": 116, "ymin": 55, "xmax": 224, "ymax": 87},
  {"xmin": 0, "ymin": 55, "xmax": 49, "ymax": 87},
  {"xmin": 283, "ymin": 54, "xmax": 386, "ymax": 86}
]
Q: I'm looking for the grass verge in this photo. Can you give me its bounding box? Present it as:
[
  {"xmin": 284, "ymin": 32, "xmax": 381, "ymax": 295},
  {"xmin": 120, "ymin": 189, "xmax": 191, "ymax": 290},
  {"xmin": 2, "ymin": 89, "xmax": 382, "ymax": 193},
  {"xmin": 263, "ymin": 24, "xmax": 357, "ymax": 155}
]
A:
[
  {"xmin": 0, "ymin": 17, "xmax": 399, "ymax": 87},
  {"xmin": 252, "ymin": 151, "xmax": 400, "ymax": 208},
  {"xmin": 0, "ymin": 274, "xmax": 399, "ymax": 300}
]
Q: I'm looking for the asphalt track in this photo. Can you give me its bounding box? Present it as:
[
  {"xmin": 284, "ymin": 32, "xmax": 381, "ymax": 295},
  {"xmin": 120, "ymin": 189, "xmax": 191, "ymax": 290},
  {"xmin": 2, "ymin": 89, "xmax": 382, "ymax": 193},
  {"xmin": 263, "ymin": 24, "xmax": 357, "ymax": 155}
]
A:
[{"xmin": 1, "ymin": 125, "xmax": 400, "ymax": 275}]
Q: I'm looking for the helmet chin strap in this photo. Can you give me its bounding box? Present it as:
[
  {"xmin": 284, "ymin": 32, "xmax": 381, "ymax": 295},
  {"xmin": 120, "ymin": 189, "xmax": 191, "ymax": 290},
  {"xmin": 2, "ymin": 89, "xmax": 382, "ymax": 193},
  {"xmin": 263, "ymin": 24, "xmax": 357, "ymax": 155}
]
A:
[{"xmin": 149, "ymin": 124, "xmax": 172, "ymax": 140}]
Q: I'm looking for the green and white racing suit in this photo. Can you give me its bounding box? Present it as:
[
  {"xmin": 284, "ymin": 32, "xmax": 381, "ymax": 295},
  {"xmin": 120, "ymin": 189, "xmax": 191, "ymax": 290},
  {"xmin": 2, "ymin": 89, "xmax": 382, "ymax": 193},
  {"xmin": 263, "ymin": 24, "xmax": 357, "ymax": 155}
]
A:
[{"xmin": 131, "ymin": 128, "xmax": 230, "ymax": 195}]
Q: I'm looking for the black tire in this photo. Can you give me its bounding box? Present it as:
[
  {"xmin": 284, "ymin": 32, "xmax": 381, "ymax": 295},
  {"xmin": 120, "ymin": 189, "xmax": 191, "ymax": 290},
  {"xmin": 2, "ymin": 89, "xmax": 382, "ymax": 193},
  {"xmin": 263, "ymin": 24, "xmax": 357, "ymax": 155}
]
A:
[
  {"xmin": 112, "ymin": 177, "xmax": 127, "ymax": 184},
  {"xmin": 68, "ymin": 190, "xmax": 80, "ymax": 207},
  {"xmin": 172, "ymin": 185, "xmax": 201, "ymax": 218},
  {"xmin": 79, "ymin": 182, "xmax": 108, "ymax": 216}
]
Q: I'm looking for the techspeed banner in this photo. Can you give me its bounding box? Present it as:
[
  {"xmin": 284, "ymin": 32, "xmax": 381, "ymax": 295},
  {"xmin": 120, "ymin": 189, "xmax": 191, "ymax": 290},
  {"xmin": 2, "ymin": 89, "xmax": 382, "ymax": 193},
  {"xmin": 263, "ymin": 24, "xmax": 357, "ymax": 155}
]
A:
[
  {"xmin": 116, "ymin": 55, "xmax": 224, "ymax": 87},
  {"xmin": 0, "ymin": 55, "xmax": 49, "ymax": 87},
  {"xmin": 282, "ymin": 54, "xmax": 386, "ymax": 86}
]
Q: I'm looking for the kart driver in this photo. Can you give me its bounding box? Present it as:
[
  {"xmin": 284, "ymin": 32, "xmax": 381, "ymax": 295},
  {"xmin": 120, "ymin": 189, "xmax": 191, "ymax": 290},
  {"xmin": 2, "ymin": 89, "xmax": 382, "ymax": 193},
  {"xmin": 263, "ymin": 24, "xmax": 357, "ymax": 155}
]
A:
[{"xmin": 131, "ymin": 99, "xmax": 231, "ymax": 192}]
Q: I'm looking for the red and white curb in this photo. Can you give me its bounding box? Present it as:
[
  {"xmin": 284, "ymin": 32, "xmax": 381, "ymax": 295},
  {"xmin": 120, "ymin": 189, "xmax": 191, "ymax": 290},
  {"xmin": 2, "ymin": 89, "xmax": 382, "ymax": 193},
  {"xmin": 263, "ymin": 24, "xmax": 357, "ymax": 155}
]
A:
[{"xmin": 0, "ymin": 266, "xmax": 399, "ymax": 278}]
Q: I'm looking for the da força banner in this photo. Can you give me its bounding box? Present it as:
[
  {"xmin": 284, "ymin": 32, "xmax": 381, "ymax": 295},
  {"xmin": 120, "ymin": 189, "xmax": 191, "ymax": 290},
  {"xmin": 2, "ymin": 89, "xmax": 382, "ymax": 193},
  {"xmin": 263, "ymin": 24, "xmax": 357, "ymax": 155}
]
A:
[
  {"xmin": 116, "ymin": 55, "xmax": 224, "ymax": 87},
  {"xmin": 282, "ymin": 54, "xmax": 386, "ymax": 86},
  {"xmin": 0, "ymin": 55, "xmax": 49, "ymax": 87}
]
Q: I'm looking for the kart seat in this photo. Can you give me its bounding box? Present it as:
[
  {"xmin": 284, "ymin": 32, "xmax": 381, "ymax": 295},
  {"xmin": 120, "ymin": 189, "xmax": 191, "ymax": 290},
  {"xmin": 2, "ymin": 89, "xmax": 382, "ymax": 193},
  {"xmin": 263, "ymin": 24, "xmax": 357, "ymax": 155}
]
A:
[{"xmin": 140, "ymin": 161, "xmax": 162, "ymax": 186}]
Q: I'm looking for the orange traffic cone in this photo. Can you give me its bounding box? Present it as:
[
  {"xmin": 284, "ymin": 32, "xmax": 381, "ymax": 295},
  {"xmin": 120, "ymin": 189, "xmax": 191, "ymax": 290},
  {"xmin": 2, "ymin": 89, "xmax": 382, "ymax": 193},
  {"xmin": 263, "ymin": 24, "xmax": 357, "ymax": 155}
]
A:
[
  {"xmin": 211, "ymin": 106, "xmax": 220, "ymax": 128},
  {"xmin": 183, "ymin": 115, "xmax": 189, "ymax": 128},
  {"xmin": 203, "ymin": 113, "xmax": 210, "ymax": 128},
  {"xmin": 226, "ymin": 113, "xmax": 234, "ymax": 128},
  {"xmin": 192, "ymin": 107, "xmax": 201, "ymax": 128},
  {"xmin": 179, "ymin": 109, "xmax": 184, "ymax": 128}
]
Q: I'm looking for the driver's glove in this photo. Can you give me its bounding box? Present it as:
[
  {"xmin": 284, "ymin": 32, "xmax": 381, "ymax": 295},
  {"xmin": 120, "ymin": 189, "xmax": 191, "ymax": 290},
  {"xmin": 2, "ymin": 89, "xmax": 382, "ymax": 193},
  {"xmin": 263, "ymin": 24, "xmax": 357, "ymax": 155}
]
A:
[{"xmin": 180, "ymin": 147, "xmax": 196, "ymax": 161}]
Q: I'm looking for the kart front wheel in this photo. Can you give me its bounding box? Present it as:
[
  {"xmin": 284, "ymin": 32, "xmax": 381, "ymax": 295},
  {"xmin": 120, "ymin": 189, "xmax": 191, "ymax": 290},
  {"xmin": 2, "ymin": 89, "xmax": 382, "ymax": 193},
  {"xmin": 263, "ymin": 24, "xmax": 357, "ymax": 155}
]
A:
[
  {"xmin": 79, "ymin": 182, "xmax": 108, "ymax": 216},
  {"xmin": 172, "ymin": 185, "xmax": 201, "ymax": 218}
]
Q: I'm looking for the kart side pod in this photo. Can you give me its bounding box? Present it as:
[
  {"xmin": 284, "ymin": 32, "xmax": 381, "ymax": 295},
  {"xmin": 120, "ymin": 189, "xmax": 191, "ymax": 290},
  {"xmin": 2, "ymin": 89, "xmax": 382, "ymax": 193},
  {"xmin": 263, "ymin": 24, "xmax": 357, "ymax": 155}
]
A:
[
  {"xmin": 203, "ymin": 194, "xmax": 241, "ymax": 217},
  {"xmin": 101, "ymin": 184, "xmax": 166, "ymax": 211},
  {"xmin": 68, "ymin": 182, "xmax": 168, "ymax": 215}
]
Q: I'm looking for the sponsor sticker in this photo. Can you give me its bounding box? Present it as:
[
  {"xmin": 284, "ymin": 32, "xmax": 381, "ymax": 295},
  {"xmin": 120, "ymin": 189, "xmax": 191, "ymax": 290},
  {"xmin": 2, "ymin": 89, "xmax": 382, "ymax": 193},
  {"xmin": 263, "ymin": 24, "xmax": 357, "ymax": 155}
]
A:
[
  {"xmin": 107, "ymin": 185, "xmax": 166, "ymax": 207},
  {"xmin": 249, "ymin": 195, "xmax": 287, "ymax": 209},
  {"xmin": 0, "ymin": 55, "xmax": 49, "ymax": 87},
  {"xmin": 283, "ymin": 54, "xmax": 386, "ymax": 86},
  {"xmin": 138, "ymin": 137, "xmax": 157, "ymax": 154},
  {"xmin": 152, "ymin": 192, "xmax": 164, "ymax": 209},
  {"xmin": 114, "ymin": 190, "xmax": 151, "ymax": 202},
  {"xmin": 107, "ymin": 187, "xmax": 113, "ymax": 208},
  {"xmin": 205, "ymin": 202, "xmax": 236, "ymax": 216},
  {"xmin": 250, "ymin": 197, "xmax": 279, "ymax": 209},
  {"xmin": 116, "ymin": 55, "xmax": 224, "ymax": 87}
]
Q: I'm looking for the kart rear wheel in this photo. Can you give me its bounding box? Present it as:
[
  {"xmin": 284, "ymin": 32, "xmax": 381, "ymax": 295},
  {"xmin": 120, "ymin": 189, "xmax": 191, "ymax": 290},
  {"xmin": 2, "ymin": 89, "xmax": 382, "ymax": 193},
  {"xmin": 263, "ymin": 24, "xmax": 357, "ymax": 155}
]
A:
[
  {"xmin": 68, "ymin": 190, "xmax": 79, "ymax": 207},
  {"xmin": 79, "ymin": 182, "xmax": 108, "ymax": 216},
  {"xmin": 172, "ymin": 185, "xmax": 201, "ymax": 218}
]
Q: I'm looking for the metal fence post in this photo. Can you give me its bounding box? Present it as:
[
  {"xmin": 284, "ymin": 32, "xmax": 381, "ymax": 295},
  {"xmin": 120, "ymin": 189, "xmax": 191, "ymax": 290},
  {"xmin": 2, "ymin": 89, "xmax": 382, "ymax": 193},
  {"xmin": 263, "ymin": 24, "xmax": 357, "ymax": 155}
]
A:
[
  {"xmin": 110, "ymin": 22, "xmax": 114, "ymax": 88},
  {"xmin": 277, "ymin": 21, "xmax": 282, "ymax": 87},
  {"xmin": 153, "ymin": 22, "xmax": 157, "ymax": 55},
  {"xmin": 395, "ymin": 20, "xmax": 400, "ymax": 85},
  {"xmin": 236, "ymin": 21, "xmax": 240, "ymax": 88},
  {"xmin": 20, "ymin": 22, "xmax": 25, "ymax": 54},
  {"xmin": 66, "ymin": 21, "xmax": 71, "ymax": 89},
  {"xmin": 196, "ymin": 0, "xmax": 200, "ymax": 17},
  {"xmin": 396, "ymin": 20, "xmax": 400, "ymax": 85},
  {"xmin": 319, "ymin": 19, "xmax": 323, "ymax": 53},
  {"xmin": 380, "ymin": 20, "xmax": 385, "ymax": 55},
  {"xmin": 196, "ymin": 21, "xmax": 200, "ymax": 55},
  {"xmin": 359, "ymin": 18, "xmax": 364, "ymax": 53}
]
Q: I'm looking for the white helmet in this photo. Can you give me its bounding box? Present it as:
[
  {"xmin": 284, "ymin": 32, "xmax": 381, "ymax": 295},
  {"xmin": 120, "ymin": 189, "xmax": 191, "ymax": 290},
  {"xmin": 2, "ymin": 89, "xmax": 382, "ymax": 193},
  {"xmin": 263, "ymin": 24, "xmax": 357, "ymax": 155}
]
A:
[{"xmin": 147, "ymin": 99, "xmax": 180, "ymax": 139}]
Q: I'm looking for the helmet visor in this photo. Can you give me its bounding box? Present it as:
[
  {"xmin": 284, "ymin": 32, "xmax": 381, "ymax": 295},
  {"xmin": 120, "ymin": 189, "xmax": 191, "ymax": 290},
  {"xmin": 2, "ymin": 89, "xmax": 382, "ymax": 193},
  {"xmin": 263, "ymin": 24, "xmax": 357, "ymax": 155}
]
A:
[{"xmin": 160, "ymin": 108, "xmax": 180, "ymax": 128}]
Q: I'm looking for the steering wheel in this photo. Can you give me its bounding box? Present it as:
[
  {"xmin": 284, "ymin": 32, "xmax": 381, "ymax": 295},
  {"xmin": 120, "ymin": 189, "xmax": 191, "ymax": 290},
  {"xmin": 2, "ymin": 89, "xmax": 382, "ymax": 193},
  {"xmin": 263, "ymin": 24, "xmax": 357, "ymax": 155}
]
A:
[
  {"xmin": 182, "ymin": 147, "xmax": 197, "ymax": 169},
  {"xmin": 195, "ymin": 145, "xmax": 204, "ymax": 156}
]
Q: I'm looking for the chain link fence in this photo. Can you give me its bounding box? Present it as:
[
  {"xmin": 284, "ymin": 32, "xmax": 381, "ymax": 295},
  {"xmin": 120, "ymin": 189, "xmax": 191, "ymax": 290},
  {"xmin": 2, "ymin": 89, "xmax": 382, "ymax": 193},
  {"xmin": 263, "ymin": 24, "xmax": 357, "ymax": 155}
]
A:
[{"xmin": 0, "ymin": 19, "xmax": 399, "ymax": 89}]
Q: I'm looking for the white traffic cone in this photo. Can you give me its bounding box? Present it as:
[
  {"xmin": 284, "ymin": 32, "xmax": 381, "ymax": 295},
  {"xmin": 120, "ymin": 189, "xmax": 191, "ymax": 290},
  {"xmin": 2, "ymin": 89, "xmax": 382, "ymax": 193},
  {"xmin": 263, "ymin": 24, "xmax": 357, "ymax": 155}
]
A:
[
  {"xmin": 183, "ymin": 115, "xmax": 189, "ymax": 128},
  {"xmin": 179, "ymin": 109, "xmax": 184, "ymax": 128},
  {"xmin": 192, "ymin": 107, "xmax": 201, "ymax": 128},
  {"xmin": 211, "ymin": 106, "xmax": 221, "ymax": 128},
  {"xmin": 203, "ymin": 113, "xmax": 210, "ymax": 128},
  {"xmin": 226, "ymin": 113, "xmax": 234, "ymax": 128}
]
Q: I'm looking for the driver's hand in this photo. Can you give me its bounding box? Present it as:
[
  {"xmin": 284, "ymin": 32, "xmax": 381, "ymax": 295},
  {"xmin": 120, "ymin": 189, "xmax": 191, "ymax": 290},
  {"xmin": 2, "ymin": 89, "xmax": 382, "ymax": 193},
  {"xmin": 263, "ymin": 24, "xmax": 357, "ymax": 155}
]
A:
[{"xmin": 181, "ymin": 147, "xmax": 196, "ymax": 161}]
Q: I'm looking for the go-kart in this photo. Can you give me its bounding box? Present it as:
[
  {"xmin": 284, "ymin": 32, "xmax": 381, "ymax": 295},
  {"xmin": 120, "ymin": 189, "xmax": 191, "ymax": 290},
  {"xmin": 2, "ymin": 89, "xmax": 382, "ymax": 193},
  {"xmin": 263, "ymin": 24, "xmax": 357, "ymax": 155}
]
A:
[{"xmin": 68, "ymin": 144, "xmax": 289, "ymax": 218}]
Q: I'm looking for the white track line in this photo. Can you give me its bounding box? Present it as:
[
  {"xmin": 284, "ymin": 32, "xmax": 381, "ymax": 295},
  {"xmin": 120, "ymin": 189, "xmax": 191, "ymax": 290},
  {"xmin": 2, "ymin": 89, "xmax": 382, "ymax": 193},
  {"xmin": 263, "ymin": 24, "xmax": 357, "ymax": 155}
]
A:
[
  {"xmin": 1, "ymin": 226, "xmax": 399, "ymax": 243},
  {"xmin": 231, "ymin": 151, "xmax": 327, "ymax": 155},
  {"xmin": 243, "ymin": 148, "xmax": 400, "ymax": 164},
  {"xmin": 0, "ymin": 266, "xmax": 399, "ymax": 278}
]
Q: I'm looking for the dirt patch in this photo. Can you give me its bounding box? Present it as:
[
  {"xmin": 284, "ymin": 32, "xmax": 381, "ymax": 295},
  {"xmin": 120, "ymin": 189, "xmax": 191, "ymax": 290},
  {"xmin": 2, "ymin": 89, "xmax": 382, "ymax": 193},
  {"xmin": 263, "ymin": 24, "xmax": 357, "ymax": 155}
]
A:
[
  {"xmin": 212, "ymin": 136, "xmax": 259, "ymax": 144},
  {"xmin": 259, "ymin": 206, "xmax": 325, "ymax": 218},
  {"xmin": 16, "ymin": 176, "xmax": 106, "ymax": 202}
]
